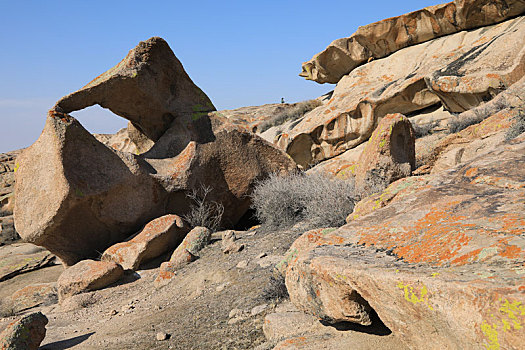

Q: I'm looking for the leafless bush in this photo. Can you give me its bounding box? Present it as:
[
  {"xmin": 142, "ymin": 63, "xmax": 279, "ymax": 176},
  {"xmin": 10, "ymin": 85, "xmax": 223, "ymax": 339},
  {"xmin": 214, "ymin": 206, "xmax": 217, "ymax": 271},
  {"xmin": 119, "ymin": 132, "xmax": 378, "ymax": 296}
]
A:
[
  {"xmin": 258, "ymin": 100, "xmax": 322, "ymax": 133},
  {"xmin": 447, "ymin": 113, "xmax": 486, "ymax": 134},
  {"xmin": 251, "ymin": 172, "xmax": 356, "ymax": 231},
  {"xmin": 505, "ymin": 109, "xmax": 525, "ymax": 140},
  {"xmin": 183, "ymin": 185, "xmax": 224, "ymax": 232},
  {"xmin": 411, "ymin": 120, "xmax": 439, "ymax": 138},
  {"xmin": 261, "ymin": 274, "xmax": 288, "ymax": 302},
  {"xmin": 0, "ymin": 299, "xmax": 16, "ymax": 317}
]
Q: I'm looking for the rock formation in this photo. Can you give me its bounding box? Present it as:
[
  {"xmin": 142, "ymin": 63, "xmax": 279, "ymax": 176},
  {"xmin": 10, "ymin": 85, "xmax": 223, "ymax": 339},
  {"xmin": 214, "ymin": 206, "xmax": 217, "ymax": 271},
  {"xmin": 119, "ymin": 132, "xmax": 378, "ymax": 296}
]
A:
[
  {"xmin": 354, "ymin": 113, "xmax": 415, "ymax": 196},
  {"xmin": 300, "ymin": 0, "xmax": 525, "ymax": 84},
  {"xmin": 279, "ymin": 14, "xmax": 525, "ymax": 167},
  {"xmin": 0, "ymin": 150, "xmax": 22, "ymax": 245},
  {"xmin": 14, "ymin": 38, "xmax": 297, "ymax": 266},
  {"xmin": 0, "ymin": 312, "xmax": 48, "ymax": 350}
]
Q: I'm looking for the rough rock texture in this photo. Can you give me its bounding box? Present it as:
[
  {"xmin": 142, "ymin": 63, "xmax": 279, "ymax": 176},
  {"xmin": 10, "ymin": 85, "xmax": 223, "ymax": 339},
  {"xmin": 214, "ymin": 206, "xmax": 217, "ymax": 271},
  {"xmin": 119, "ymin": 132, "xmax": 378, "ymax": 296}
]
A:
[
  {"xmin": 306, "ymin": 142, "xmax": 365, "ymax": 180},
  {"xmin": 14, "ymin": 108, "xmax": 296, "ymax": 266},
  {"xmin": 0, "ymin": 244, "xmax": 56, "ymax": 282},
  {"xmin": 0, "ymin": 150, "xmax": 22, "ymax": 245},
  {"xmin": 57, "ymin": 260, "xmax": 124, "ymax": 301},
  {"xmin": 300, "ymin": 0, "xmax": 525, "ymax": 84},
  {"xmin": 55, "ymin": 37, "xmax": 216, "ymax": 143},
  {"xmin": 283, "ymin": 136, "xmax": 525, "ymax": 349},
  {"xmin": 154, "ymin": 226, "xmax": 210, "ymax": 287},
  {"xmin": 0, "ymin": 312, "xmax": 48, "ymax": 350},
  {"xmin": 354, "ymin": 113, "xmax": 415, "ymax": 196},
  {"xmin": 10, "ymin": 283, "xmax": 57, "ymax": 313},
  {"xmin": 279, "ymin": 15, "xmax": 525, "ymax": 167},
  {"xmin": 14, "ymin": 110, "xmax": 166, "ymax": 266},
  {"xmin": 101, "ymin": 214, "xmax": 189, "ymax": 270}
]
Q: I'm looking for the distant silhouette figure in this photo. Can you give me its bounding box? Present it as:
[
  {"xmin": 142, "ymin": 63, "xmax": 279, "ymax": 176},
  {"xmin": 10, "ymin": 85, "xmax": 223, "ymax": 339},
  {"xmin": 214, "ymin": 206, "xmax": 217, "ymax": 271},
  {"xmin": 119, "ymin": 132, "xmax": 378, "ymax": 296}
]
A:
[{"xmin": 281, "ymin": 98, "xmax": 285, "ymax": 104}]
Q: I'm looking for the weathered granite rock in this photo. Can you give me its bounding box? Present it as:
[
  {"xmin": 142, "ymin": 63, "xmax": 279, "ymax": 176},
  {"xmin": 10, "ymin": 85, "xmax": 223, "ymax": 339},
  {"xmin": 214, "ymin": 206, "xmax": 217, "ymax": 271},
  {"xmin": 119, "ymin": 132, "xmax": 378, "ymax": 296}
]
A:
[
  {"xmin": 279, "ymin": 16, "xmax": 525, "ymax": 167},
  {"xmin": 55, "ymin": 37, "xmax": 216, "ymax": 143},
  {"xmin": 306, "ymin": 142, "xmax": 365, "ymax": 180},
  {"xmin": 354, "ymin": 113, "xmax": 415, "ymax": 196},
  {"xmin": 0, "ymin": 150, "xmax": 22, "ymax": 245},
  {"xmin": 283, "ymin": 136, "xmax": 525, "ymax": 349},
  {"xmin": 300, "ymin": 0, "xmax": 525, "ymax": 84},
  {"xmin": 0, "ymin": 244, "xmax": 56, "ymax": 282},
  {"xmin": 57, "ymin": 260, "xmax": 124, "ymax": 301},
  {"xmin": 0, "ymin": 312, "xmax": 48, "ymax": 350},
  {"xmin": 101, "ymin": 214, "xmax": 189, "ymax": 270},
  {"xmin": 10, "ymin": 283, "xmax": 57, "ymax": 313},
  {"xmin": 14, "ymin": 111, "xmax": 165, "ymax": 266}
]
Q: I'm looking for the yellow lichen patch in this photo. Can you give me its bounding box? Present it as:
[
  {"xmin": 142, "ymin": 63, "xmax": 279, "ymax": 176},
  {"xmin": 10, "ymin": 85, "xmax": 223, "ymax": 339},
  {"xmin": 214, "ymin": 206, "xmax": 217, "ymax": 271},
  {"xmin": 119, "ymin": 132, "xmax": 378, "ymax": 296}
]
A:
[
  {"xmin": 396, "ymin": 281, "xmax": 433, "ymax": 310},
  {"xmin": 480, "ymin": 298, "xmax": 525, "ymax": 350}
]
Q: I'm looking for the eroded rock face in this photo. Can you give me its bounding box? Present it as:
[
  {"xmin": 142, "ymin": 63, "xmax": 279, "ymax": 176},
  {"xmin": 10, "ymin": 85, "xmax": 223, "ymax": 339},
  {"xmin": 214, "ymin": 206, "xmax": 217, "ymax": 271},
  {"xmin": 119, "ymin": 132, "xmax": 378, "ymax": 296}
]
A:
[
  {"xmin": 279, "ymin": 15, "xmax": 525, "ymax": 167},
  {"xmin": 0, "ymin": 150, "xmax": 22, "ymax": 245},
  {"xmin": 55, "ymin": 37, "xmax": 216, "ymax": 143},
  {"xmin": 0, "ymin": 312, "xmax": 48, "ymax": 350},
  {"xmin": 101, "ymin": 214, "xmax": 189, "ymax": 270},
  {"xmin": 57, "ymin": 260, "xmax": 124, "ymax": 301},
  {"xmin": 354, "ymin": 113, "xmax": 415, "ymax": 196},
  {"xmin": 14, "ymin": 111, "xmax": 165, "ymax": 266},
  {"xmin": 300, "ymin": 0, "xmax": 525, "ymax": 84},
  {"xmin": 283, "ymin": 137, "xmax": 525, "ymax": 349}
]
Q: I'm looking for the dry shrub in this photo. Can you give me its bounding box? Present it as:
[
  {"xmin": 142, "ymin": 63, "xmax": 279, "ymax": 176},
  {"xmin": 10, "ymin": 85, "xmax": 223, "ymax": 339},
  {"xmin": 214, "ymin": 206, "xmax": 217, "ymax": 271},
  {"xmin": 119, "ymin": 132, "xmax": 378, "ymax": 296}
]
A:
[
  {"xmin": 258, "ymin": 100, "xmax": 322, "ymax": 133},
  {"xmin": 447, "ymin": 113, "xmax": 486, "ymax": 134},
  {"xmin": 411, "ymin": 120, "xmax": 439, "ymax": 138},
  {"xmin": 183, "ymin": 185, "xmax": 224, "ymax": 232},
  {"xmin": 506, "ymin": 109, "xmax": 525, "ymax": 140},
  {"xmin": 251, "ymin": 172, "xmax": 356, "ymax": 231},
  {"xmin": 261, "ymin": 274, "xmax": 288, "ymax": 302},
  {"xmin": 0, "ymin": 299, "xmax": 16, "ymax": 317}
]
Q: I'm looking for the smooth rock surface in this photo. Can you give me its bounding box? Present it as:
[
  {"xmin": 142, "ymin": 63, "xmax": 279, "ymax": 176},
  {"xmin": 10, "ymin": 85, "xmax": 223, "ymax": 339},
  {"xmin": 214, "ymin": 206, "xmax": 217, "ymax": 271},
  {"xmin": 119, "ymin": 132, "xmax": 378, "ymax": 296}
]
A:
[
  {"xmin": 300, "ymin": 0, "xmax": 525, "ymax": 84},
  {"xmin": 102, "ymin": 214, "xmax": 189, "ymax": 270},
  {"xmin": 279, "ymin": 16, "xmax": 525, "ymax": 167},
  {"xmin": 57, "ymin": 260, "xmax": 124, "ymax": 301}
]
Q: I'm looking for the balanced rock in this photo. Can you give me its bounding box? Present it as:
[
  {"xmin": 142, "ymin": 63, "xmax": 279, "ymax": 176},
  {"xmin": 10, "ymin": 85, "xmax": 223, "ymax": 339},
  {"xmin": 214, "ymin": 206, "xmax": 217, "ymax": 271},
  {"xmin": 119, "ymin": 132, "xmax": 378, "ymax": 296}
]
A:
[
  {"xmin": 354, "ymin": 113, "xmax": 415, "ymax": 196},
  {"xmin": 55, "ymin": 37, "xmax": 216, "ymax": 143},
  {"xmin": 0, "ymin": 312, "xmax": 48, "ymax": 350},
  {"xmin": 102, "ymin": 214, "xmax": 189, "ymax": 270},
  {"xmin": 279, "ymin": 15, "xmax": 525, "ymax": 167},
  {"xmin": 57, "ymin": 259, "xmax": 124, "ymax": 301},
  {"xmin": 300, "ymin": 0, "xmax": 525, "ymax": 84}
]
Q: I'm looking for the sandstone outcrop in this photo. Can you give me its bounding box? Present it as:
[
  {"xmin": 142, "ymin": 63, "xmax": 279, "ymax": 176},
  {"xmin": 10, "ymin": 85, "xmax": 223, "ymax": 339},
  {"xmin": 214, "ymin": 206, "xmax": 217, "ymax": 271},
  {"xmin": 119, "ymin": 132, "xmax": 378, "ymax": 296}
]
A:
[
  {"xmin": 283, "ymin": 136, "xmax": 525, "ymax": 349},
  {"xmin": 0, "ymin": 150, "xmax": 22, "ymax": 245},
  {"xmin": 0, "ymin": 312, "xmax": 48, "ymax": 350},
  {"xmin": 14, "ymin": 39, "xmax": 297, "ymax": 266},
  {"xmin": 354, "ymin": 113, "xmax": 415, "ymax": 196},
  {"xmin": 101, "ymin": 214, "xmax": 189, "ymax": 270},
  {"xmin": 57, "ymin": 260, "xmax": 124, "ymax": 301},
  {"xmin": 0, "ymin": 244, "xmax": 56, "ymax": 282},
  {"xmin": 300, "ymin": 0, "xmax": 525, "ymax": 84},
  {"xmin": 55, "ymin": 37, "xmax": 216, "ymax": 144},
  {"xmin": 279, "ymin": 15, "xmax": 525, "ymax": 167}
]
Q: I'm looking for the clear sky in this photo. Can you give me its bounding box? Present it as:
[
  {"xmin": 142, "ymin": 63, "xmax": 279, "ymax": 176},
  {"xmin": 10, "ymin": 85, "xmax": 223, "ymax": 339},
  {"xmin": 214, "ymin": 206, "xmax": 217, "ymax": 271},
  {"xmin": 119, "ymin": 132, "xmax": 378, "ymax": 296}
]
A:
[{"xmin": 0, "ymin": 0, "xmax": 444, "ymax": 153}]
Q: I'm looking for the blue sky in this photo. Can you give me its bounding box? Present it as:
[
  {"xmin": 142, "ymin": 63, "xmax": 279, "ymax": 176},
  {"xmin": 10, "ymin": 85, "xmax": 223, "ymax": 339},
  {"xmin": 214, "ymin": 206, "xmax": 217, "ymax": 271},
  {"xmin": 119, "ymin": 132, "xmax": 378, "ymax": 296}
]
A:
[{"xmin": 0, "ymin": 0, "xmax": 443, "ymax": 152}]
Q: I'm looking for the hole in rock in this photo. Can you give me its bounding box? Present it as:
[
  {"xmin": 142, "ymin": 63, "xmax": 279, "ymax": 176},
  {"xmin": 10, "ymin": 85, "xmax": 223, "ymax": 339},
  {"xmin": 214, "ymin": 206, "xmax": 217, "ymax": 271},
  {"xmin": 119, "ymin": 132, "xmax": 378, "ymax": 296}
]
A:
[
  {"xmin": 69, "ymin": 105, "xmax": 128, "ymax": 136},
  {"xmin": 234, "ymin": 208, "xmax": 260, "ymax": 231},
  {"xmin": 320, "ymin": 308, "xmax": 392, "ymax": 336}
]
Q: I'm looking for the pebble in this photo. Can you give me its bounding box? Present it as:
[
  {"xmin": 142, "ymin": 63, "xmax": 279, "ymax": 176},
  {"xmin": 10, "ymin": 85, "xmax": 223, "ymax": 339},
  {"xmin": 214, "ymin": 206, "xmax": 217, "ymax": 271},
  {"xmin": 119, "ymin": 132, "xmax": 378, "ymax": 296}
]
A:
[
  {"xmin": 256, "ymin": 252, "xmax": 267, "ymax": 259},
  {"xmin": 250, "ymin": 303, "xmax": 268, "ymax": 316},
  {"xmin": 236, "ymin": 260, "xmax": 249, "ymax": 269},
  {"xmin": 156, "ymin": 331, "xmax": 169, "ymax": 341}
]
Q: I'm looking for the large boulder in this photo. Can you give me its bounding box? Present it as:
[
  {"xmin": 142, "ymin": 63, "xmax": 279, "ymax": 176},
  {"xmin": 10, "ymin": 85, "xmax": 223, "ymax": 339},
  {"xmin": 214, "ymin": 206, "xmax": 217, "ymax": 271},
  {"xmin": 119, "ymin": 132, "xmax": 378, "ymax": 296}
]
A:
[
  {"xmin": 101, "ymin": 214, "xmax": 189, "ymax": 270},
  {"xmin": 278, "ymin": 15, "xmax": 525, "ymax": 167},
  {"xmin": 14, "ymin": 111, "xmax": 165, "ymax": 266},
  {"xmin": 300, "ymin": 0, "xmax": 525, "ymax": 84},
  {"xmin": 55, "ymin": 37, "xmax": 216, "ymax": 144},
  {"xmin": 283, "ymin": 136, "xmax": 525, "ymax": 349},
  {"xmin": 354, "ymin": 113, "xmax": 415, "ymax": 196},
  {"xmin": 0, "ymin": 312, "xmax": 48, "ymax": 350}
]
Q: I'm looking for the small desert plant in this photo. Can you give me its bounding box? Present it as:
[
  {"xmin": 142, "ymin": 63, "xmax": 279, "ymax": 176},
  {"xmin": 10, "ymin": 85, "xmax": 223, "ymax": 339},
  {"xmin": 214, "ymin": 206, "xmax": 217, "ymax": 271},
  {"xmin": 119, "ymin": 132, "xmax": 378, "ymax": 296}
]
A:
[
  {"xmin": 0, "ymin": 299, "xmax": 16, "ymax": 317},
  {"xmin": 447, "ymin": 113, "xmax": 486, "ymax": 134},
  {"xmin": 505, "ymin": 109, "xmax": 525, "ymax": 140},
  {"xmin": 261, "ymin": 274, "xmax": 289, "ymax": 302},
  {"xmin": 411, "ymin": 120, "xmax": 439, "ymax": 138},
  {"xmin": 183, "ymin": 185, "xmax": 224, "ymax": 232},
  {"xmin": 258, "ymin": 99, "xmax": 322, "ymax": 133},
  {"xmin": 251, "ymin": 172, "xmax": 356, "ymax": 231}
]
